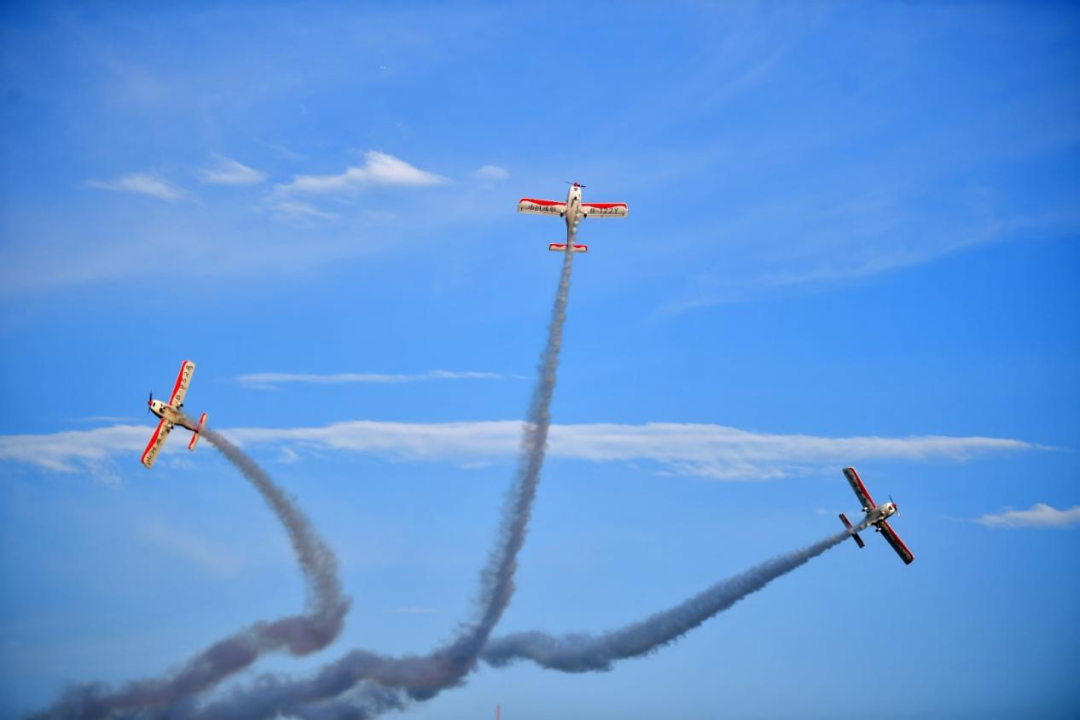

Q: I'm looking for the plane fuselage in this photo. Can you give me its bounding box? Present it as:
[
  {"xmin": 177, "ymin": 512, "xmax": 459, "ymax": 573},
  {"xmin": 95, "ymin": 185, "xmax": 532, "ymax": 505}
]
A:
[
  {"xmin": 149, "ymin": 400, "xmax": 200, "ymax": 432},
  {"xmin": 564, "ymin": 183, "xmax": 583, "ymax": 240},
  {"xmin": 866, "ymin": 501, "xmax": 898, "ymax": 528}
]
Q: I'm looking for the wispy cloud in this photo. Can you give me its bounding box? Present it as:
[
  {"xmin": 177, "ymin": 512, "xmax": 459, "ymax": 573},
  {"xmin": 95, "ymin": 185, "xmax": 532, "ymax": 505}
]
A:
[
  {"xmin": 0, "ymin": 426, "xmax": 146, "ymax": 472},
  {"xmin": 658, "ymin": 245, "xmax": 964, "ymax": 316},
  {"xmin": 0, "ymin": 211, "xmax": 366, "ymax": 295},
  {"xmin": 137, "ymin": 519, "xmax": 242, "ymax": 578},
  {"xmin": 470, "ymin": 165, "xmax": 510, "ymax": 183},
  {"xmin": 0, "ymin": 420, "xmax": 1041, "ymax": 481},
  {"xmin": 975, "ymin": 504, "xmax": 1080, "ymax": 529},
  {"xmin": 277, "ymin": 151, "xmax": 446, "ymax": 195},
  {"xmin": 236, "ymin": 370, "xmax": 506, "ymax": 389},
  {"xmin": 200, "ymin": 156, "xmax": 266, "ymax": 185},
  {"xmin": 658, "ymin": 210, "xmax": 1080, "ymax": 315},
  {"xmin": 72, "ymin": 416, "xmax": 134, "ymax": 424},
  {"xmin": 86, "ymin": 173, "xmax": 185, "ymax": 201},
  {"xmin": 266, "ymin": 200, "xmax": 341, "ymax": 221}
]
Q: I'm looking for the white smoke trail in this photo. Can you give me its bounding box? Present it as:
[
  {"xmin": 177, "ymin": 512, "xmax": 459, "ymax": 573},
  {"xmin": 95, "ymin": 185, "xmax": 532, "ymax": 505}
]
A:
[
  {"xmin": 483, "ymin": 527, "xmax": 862, "ymax": 672},
  {"xmin": 173, "ymin": 241, "xmax": 579, "ymax": 719},
  {"xmin": 34, "ymin": 427, "xmax": 350, "ymax": 720}
]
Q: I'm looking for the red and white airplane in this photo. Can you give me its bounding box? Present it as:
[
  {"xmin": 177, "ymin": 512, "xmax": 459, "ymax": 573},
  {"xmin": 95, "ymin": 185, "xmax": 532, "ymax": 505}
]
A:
[
  {"xmin": 517, "ymin": 182, "xmax": 628, "ymax": 253},
  {"xmin": 838, "ymin": 466, "xmax": 914, "ymax": 565},
  {"xmin": 141, "ymin": 360, "xmax": 209, "ymax": 469}
]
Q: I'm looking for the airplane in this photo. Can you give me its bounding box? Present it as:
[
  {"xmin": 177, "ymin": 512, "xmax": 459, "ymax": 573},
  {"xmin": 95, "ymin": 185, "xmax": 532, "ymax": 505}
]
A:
[
  {"xmin": 517, "ymin": 182, "xmax": 628, "ymax": 253},
  {"xmin": 838, "ymin": 466, "xmax": 914, "ymax": 565},
  {"xmin": 141, "ymin": 359, "xmax": 209, "ymax": 469}
]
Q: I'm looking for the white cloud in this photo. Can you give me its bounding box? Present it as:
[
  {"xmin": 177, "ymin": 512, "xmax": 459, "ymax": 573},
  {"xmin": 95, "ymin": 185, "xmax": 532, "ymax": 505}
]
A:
[
  {"xmin": 200, "ymin": 156, "xmax": 266, "ymax": 185},
  {"xmin": 0, "ymin": 420, "xmax": 1040, "ymax": 481},
  {"xmin": 278, "ymin": 446, "xmax": 301, "ymax": 464},
  {"xmin": 236, "ymin": 369, "xmax": 506, "ymax": 389},
  {"xmin": 0, "ymin": 425, "xmax": 149, "ymax": 472},
  {"xmin": 471, "ymin": 165, "xmax": 510, "ymax": 183},
  {"xmin": 975, "ymin": 504, "xmax": 1080, "ymax": 529},
  {"xmin": 86, "ymin": 173, "xmax": 185, "ymax": 201},
  {"xmin": 278, "ymin": 151, "xmax": 446, "ymax": 194},
  {"xmin": 267, "ymin": 200, "xmax": 341, "ymax": 221}
]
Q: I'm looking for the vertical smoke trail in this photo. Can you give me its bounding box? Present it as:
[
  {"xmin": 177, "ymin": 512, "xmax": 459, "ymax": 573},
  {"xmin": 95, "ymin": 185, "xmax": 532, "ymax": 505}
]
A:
[
  {"xmin": 186, "ymin": 240, "xmax": 580, "ymax": 720},
  {"xmin": 34, "ymin": 427, "xmax": 350, "ymax": 720},
  {"xmin": 199, "ymin": 427, "xmax": 347, "ymax": 640},
  {"xmin": 481, "ymin": 529, "xmax": 857, "ymax": 672}
]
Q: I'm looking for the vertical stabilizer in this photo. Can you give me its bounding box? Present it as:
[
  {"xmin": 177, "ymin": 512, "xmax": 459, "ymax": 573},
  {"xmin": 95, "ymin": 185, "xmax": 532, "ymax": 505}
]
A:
[{"xmin": 188, "ymin": 412, "xmax": 208, "ymax": 451}]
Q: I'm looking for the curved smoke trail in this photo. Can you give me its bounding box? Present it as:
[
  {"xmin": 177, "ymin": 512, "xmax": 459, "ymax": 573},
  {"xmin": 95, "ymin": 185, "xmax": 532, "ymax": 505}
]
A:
[
  {"xmin": 35, "ymin": 427, "xmax": 350, "ymax": 720},
  {"xmin": 482, "ymin": 529, "xmax": 856, "ymax": 672},
  {"xmin": 182, "ymin": 242, "xmax": 579, "ymax": 719}
]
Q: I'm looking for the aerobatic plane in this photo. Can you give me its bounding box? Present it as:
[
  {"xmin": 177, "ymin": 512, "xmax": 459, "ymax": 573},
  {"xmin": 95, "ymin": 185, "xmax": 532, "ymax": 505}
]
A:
[
  {"xmin": 141, "ymin": 360, "xmax": 209, "ymax": 469},
  {"xmin": 838, "ymin": 466, "xmax": 914, "ymax": 565},
  {"xmin": 517, "ymin": 182, "xmax": 628, "ymax": 253}
]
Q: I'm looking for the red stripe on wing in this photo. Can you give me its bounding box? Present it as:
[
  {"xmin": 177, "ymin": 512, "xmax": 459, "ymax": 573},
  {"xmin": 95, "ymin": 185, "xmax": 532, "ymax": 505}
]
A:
[
  {"xmin": 846, "ymin": 467, "xmax": 876, "ymax": 509},
  {"xmin": 141, "ymin": 418, "xmax": 168, "ymax": 465},
  {"xmin": 520, "ymin": 198, "xmax": 565, "ymax": 206},
  {"xmin": 168, "ymin": 360, "xmax": 191, "ymax": 406},
  {"xmin": 581, "ymin": 203, "xmax": 627, "ymax": 209},
  {"xmin": 879, "ymin": 520, "xmax": 914, "ymax": 565}
]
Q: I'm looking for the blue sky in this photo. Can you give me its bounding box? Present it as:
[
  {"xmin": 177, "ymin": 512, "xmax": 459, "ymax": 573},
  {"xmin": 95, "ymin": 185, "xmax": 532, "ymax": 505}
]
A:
[{"xmin": 1, "ymin": 1, "xmax": 1079, "ymax": 718}]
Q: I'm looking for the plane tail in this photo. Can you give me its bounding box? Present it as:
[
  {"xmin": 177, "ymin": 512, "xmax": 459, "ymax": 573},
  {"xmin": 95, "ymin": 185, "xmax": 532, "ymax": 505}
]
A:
[
  {"xmin": 548, "ymin": 243, "xmax": 588, "ymax": 253},
  {"xmin": 188, "ymin": 412, "xmax": 208, "ymax": 451},
  {"xmin": 839, "ymin": 512, "xmax": 865, "ymax": 548}
]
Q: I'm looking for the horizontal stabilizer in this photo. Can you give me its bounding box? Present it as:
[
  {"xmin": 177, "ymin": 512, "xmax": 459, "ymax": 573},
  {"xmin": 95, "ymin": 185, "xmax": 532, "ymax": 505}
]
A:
[
  {"xmin": 839, "ymin": 513, "xmax": 865, "ymax": 548},
  {"xmin": 548, "ymin": 243, "xmax": 588, "ymax": 253},
  {"xmin": 188, "ymin": 412, "xmax": 208, "ymax": 451}
]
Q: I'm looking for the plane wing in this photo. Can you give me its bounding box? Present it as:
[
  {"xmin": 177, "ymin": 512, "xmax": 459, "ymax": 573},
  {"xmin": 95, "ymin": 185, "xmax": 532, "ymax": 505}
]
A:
[
  {"xmin": 141, "ymin": 418, "xmax": 173, "ymax": 469},
  {"xmin": 581, "ymin": 202, "xmax": 628, "ymax": 218},
  {"xmin": 168, "ymin": 360, "xmax": 196, "ymax": 407},
  {"xmin": 843, "ymin": 466, "xmax": 876, "ymax": 513},
  {"xmin": 878, "ymin": 520, "xmax": 914, "ymax": 565},
  {"xmin": 518, "ymin": 198, "xmax": 567, "ymax": 217}
]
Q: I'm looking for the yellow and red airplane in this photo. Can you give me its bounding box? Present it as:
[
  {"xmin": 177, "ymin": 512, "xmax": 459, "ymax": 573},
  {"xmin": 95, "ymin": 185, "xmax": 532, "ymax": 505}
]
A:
[
  {"xmin": 517, "ymin": 182, "xmax": 628, "ymax": 253},
  {"xmin": 141, "ymin": 360, "xmax": 208, "ymax": 469}
]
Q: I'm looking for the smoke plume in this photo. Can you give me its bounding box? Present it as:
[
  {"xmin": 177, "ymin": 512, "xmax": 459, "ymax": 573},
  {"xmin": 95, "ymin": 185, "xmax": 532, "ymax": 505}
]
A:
[
  {"xmin": 179, "ymin": 238, "xmax": 580, "ymax": 719},
  {"xmin": 482, "ymin": 528, "xmax": 860, "ymax": 672},
  {"xmin": 35, "ymin": 427, "xmax": 349, "ymax": 720}
]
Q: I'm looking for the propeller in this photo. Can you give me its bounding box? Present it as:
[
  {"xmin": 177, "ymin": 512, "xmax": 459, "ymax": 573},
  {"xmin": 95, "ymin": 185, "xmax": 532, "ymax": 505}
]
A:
[
  {"xmin": 147, "ymin": 391, "xmax": 153, "ymax": 415},
  {"xmin": 890, "ymin": 494, "xmax": 900, "ymax": 517},
  {"xmin": 565, "ymin": 181, "xmax": 587, "ymax": 188}
]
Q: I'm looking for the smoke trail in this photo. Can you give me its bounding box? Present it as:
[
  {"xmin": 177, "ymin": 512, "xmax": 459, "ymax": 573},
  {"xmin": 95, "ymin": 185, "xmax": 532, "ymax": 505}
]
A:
[
  {"xmin": 482, "ymin": 528, "xmax": 859, "ymax": 672},
  {"xmin": 184, "ymin": 239, "xmax": 580, "ymax": 719},
  {"xmin": 35, "ymin": 427, "xmax": 350, "ymax": 720},
  {"xmin": 199, "ymin": 427, "xmax": 348, "ymax": 645}
]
